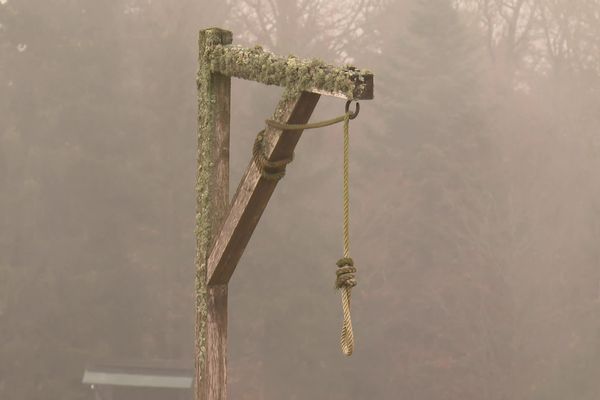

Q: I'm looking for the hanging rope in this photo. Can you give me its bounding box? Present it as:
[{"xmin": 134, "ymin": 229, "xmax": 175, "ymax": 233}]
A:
[
  {"xmin": 254, "ymin": 100, "xmax": 360, "ymax": 356},
  {"xmin": 335, "ymin": 110, "xmax": 356, "ymax": 356}
]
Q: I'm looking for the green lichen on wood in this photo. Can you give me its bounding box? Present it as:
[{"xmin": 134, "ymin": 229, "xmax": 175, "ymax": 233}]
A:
[
  {"xmin": 205, "ymin": 44, "xmax": 372, "ymax": 100},
  {"xmin": 195, "ymin": 27, "xmax": 232, "ymax": 392}
]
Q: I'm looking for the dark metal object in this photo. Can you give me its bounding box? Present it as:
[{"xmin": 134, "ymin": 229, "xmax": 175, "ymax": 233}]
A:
[{"xmin": 345, "ymin": 100, "xmax": 360, "ymax": 119}]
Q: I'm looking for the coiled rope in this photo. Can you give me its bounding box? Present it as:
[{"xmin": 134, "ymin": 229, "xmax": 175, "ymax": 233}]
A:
[{"xmin": 253, "ymin": 100, "xmax": 359, "ymax": 356}]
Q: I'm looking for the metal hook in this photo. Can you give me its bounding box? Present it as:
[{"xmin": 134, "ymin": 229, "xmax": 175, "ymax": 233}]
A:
[{"xmin": 345, "ymin": 100, "xmax": 360, "ymax": 120}]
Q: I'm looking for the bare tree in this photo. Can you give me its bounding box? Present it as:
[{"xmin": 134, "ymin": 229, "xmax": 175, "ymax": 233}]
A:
[
  {"xmin": 226, "ymin": 0, "xmax": 383, "ymax": 60},
  {"xmin": 457, "ymin": 0, "xmax": 600, "ymax": 79},
  {"xmin": 457, "ymin": 0, "xmax": 540, "ymax": 75},
  {"xmin": 536, "ymin": 0, "xmax": 600, "ymax": 77}
]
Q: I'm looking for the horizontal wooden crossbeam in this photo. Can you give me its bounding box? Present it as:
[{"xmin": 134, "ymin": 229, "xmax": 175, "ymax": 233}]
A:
[
  {"xmin": 207, "ymin": 91, "xmax": 320, "ymax": 286},
  {"xmin": 205, "ymin": 44, "xmax": 373, "ymax": 100}
]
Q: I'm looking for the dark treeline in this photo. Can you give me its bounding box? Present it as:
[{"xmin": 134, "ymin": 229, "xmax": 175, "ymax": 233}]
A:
[{"xmin": 1, "ymin": 1, "xmax": 600, "ymax": 399}]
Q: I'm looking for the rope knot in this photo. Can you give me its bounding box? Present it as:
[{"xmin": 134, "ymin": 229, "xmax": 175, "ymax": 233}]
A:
[
  {"xmin": 252, "ymin": 129, "xmax": 294, "ymax": 181},
  {"xmin": 335, "ymin": 257, "xmax": 357, "ymax": 289}
]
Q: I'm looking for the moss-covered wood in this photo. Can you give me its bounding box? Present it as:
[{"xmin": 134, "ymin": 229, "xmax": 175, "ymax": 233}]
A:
[
  {"xmin": 196, "ymin": 27, "xmax": 231, "ymax": 400},
  {"xmin": 205, "ymin": 44, "xmax": 373, "ymax": 100}
]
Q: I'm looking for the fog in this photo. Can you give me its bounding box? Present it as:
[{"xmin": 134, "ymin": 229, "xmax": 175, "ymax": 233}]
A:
[{"xmin": 2, "ymin": 0, "xmax": 600, "ymax": 399}]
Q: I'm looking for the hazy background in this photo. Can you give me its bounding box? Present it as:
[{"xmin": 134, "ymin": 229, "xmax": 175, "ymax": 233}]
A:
[{"xmin": 2, "ymin": 0, "xmax": 600, "ymax": 399}]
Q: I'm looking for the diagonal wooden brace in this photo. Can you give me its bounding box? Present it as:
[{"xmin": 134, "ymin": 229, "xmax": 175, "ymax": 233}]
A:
[{"xmin": 207, "ymin": 90, "xmax": 320, "ymax": 286}]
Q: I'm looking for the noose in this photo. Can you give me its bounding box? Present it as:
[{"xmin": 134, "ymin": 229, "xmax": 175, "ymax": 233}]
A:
[
  {"xmin": 254, "ymin": 100, "xmax": 360, "ymax": 356},
  {"xmin": 335, "ymin": 108, "xmax": 357, "ymax": 356}
]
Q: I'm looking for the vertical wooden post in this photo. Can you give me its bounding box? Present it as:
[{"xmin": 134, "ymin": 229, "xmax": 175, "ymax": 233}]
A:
[{"xmin": 196, "ymin": 27, "xmax": 232, "ymax": 400}]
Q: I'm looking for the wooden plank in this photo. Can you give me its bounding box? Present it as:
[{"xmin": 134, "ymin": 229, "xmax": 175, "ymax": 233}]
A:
[
  {"xmin": 206, "ymin": 285, "xmax": 228, "ymax": 400},
  {"xmin": 207, "ymin": 91, "xmax": 321, "ymax": 286},
  {"xmin": 195, "ymin": 27, "xmax": 231, "ymax": 400},
  {"xmin": 206, "ymin": 44, "xmax": 373, "ymax": 100}
]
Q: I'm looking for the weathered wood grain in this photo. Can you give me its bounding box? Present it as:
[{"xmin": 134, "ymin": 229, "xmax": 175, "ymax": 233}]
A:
[
  {"xmin": 207, "ymin": 44, "xmax": 373, "ymax": 100},
  {"xmin": 196, "ymin": 27, "xmax": 231, "ymax": 400},
  {"xmin": 206, "ymin": 285, "xmax": 228, "ymax": 400},
  {"xmin": 207, "ymin": 91, "xmax": 321, "ymax": 286}
]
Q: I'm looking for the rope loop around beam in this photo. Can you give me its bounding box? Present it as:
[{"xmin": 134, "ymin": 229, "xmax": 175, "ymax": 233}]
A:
[
  {"xmin": 252, "ymin": 129, "xmax": 294, "ymax": 181},
  {"xmin": 253, "ymin": 100, "xmax": 358, "ymax": 181}
]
